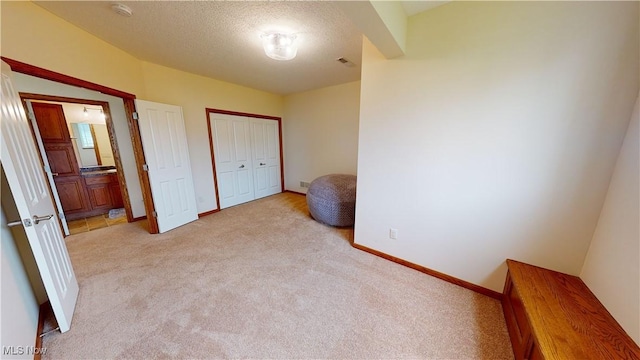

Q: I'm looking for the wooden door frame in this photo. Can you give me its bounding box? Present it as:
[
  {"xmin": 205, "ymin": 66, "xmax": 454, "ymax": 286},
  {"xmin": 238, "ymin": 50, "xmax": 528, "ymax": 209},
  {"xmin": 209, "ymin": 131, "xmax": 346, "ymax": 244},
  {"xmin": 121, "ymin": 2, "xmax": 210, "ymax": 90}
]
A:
[
  {"xmin": 206, "ymin": 108, "xmax": 284, "ymax": 211},
  {"xmin": 1, "ymin": 57, "xmax": 159, "ymax": 234},
  {"xmin": 21, "ymin": 94, "xmax": 134, "ymax": 223}
]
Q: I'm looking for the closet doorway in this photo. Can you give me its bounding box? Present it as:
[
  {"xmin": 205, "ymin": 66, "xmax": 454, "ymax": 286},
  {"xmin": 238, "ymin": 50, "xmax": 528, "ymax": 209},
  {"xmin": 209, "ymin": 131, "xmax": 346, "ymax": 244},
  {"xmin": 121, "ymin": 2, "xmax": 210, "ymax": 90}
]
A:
[{"xmin": 207, "ymin": 109, "xmax": 283, "ymax": 209}]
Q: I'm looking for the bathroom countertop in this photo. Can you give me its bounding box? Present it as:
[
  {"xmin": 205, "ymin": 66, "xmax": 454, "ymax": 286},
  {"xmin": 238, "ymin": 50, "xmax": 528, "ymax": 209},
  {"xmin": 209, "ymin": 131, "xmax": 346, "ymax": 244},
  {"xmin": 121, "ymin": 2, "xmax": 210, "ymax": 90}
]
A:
[{"xmin": 81, "ymin": 169, "xmax": 117, "ymax": 177}]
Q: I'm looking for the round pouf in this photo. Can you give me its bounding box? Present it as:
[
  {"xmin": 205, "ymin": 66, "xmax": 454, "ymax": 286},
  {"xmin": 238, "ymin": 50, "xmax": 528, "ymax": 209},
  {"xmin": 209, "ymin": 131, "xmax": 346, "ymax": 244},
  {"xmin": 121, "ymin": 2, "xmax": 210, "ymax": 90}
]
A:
[{"xmin": 306, "ymin": 174, "xmax": 357, "ymax": 227}]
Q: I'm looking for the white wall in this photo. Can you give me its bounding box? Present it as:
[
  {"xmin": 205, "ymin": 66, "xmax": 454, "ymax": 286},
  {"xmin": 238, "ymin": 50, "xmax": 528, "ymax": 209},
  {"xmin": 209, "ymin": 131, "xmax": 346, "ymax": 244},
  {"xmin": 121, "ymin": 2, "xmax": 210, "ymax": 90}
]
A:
[
  {"xmin": 283, "ymin": 81, "xmax": 360, "ymax": 193},
  {"xmin": 13, "ymin": 73, "xmax": 146, "ymax": 218},
  {"xmin": 1, "ymin": 202, "xmax": 40, "ymax": 360},
  {"xmin": 581, "ymin": 95, "xmax": 640, "ymax": 345},
  {"xmin": 1, "ymin": 1, "xmax": 146, "ymax": 97},
  {"xmin": 355, "ymin": 1, "xmax": 639, "ymax": 292}
]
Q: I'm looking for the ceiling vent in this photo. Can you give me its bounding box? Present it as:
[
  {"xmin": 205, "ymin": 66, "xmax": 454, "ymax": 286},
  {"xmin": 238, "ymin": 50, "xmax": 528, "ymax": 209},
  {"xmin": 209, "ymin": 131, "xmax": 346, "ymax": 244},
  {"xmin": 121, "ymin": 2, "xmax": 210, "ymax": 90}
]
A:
[
  {"xmin": 336, "ymin": 57, "xmax": 356, "ymax": 68},
  {"xmin": 111, "ymin": 3, "xmax": 133, "ymax": 17}
]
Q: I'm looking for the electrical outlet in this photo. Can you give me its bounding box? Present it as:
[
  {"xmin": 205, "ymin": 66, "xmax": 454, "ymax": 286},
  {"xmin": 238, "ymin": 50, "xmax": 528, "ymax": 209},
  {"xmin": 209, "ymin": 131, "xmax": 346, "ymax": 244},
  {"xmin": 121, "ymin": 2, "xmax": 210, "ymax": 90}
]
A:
[
  {"xmin": 300, "ymin": 181, "xmax": 310, "ymax": 188},
  {"xmin": 389, "ymin": 228, "xmax": 398, "ymax": 240}
]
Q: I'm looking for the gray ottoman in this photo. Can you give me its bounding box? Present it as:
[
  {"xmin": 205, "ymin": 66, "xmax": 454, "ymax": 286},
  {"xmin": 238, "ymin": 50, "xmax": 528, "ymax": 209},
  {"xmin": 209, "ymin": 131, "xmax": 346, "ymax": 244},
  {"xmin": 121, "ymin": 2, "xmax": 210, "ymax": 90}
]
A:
[{"xmin": 306, "ymin": 174, "xmax": 357, "ymax": 227}]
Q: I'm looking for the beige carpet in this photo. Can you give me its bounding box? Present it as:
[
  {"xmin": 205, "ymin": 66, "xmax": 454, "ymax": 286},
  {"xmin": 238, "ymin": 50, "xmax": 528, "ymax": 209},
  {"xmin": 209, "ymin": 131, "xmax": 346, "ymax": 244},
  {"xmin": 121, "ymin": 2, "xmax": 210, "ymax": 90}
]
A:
[{"xmin": 42, "ymin": 192, "xmax": 513, "ymax": 359}]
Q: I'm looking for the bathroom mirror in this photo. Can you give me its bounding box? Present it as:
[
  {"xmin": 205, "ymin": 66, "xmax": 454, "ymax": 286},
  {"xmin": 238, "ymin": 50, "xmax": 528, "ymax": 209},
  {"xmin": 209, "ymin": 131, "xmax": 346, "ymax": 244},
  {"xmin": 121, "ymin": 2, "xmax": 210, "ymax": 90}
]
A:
[{"xmin": 70, "ymin": 122, "xmax": 116, "ymax": 169}]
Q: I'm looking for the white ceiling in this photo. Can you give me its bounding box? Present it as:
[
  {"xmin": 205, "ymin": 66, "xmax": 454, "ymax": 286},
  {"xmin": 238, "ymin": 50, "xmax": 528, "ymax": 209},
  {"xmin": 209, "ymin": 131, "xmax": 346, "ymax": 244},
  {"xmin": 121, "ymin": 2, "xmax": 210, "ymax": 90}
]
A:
[{"xmin": 34, "ymin": 1, "xmax": 448, "ymax": 95}]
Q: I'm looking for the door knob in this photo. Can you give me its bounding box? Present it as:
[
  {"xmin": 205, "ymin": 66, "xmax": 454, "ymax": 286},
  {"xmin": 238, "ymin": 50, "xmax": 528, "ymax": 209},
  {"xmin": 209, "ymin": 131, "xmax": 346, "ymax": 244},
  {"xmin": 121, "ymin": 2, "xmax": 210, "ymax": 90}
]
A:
[
  {"xmin": 7, "ymin": 220, "xmax": 23, "ymax": 227},
  {"xmin": 239, "ymin": 164, "xmax": 245, "ymax": 169},
  {"xmin": 7, "ymin": 219, "xmax": 32, "ymax": 227},
  {"xmin": 33, "ymin": 214, "xmax": 54, "ymax": 224},
  {"xmin": 260, "ymin": 163, "xmax": 266, "ymax": 166}
]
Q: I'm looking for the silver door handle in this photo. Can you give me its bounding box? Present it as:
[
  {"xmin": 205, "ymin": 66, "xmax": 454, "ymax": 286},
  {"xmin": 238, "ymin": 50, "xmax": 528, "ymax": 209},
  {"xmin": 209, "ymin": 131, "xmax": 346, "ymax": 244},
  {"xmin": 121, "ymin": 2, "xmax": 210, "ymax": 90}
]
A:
[
  {"xmin": 239, "ymin": 164, "xmax": 245, "ymax": 168},
  {"xmin": 51, "ymin": 173, "xmax": 59, "ymax": 177},
  {"xmin": 7, "ymin": 219, "xmax": 31, "ymax": 227},
  {"xmin": 260, "ymin": 163, "xmax": 266, "ymax": 166},
  {"xmin": 33, "ymin": 214, "xmax": 54, "ymax": 224}
]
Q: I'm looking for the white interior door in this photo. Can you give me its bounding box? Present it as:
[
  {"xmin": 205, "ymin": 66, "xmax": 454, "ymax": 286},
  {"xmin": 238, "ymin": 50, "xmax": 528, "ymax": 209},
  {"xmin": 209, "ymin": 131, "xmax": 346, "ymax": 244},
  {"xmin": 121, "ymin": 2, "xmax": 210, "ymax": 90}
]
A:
[
  {"xmin": 210, "ymin": 113, "xmax": 254, "ymax": 208},
  {"xmin": 251, "ymin": 118, "xmax": 282, "ymax": 199},
  {"xmin": 1, "ymin": 61, "xmax": 79, "ymax": 332},
  {"xmin": 24, "ymin": 100, "xmax": 70, "ymax": 236},
  {"xmin": 135, "ymin": 100, "xmax": 198, "ymax": 233}
]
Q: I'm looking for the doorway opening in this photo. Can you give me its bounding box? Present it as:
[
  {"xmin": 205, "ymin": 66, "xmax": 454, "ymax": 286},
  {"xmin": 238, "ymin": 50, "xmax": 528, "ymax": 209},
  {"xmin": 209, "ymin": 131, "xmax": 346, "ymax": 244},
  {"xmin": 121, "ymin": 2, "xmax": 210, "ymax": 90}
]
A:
[
  {"xmin": 4, "ymin": 55, "xmax": 166, "ymax": 234},
  {"xmin": 20, "ymin": 94, "xmax": 133, "ymax": 235}
]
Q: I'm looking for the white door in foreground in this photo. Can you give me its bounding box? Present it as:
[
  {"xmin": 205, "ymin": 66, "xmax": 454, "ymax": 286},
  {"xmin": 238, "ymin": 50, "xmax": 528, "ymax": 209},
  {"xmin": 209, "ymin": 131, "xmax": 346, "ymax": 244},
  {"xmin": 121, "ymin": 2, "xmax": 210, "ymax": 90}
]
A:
[
  {"xmin": 135, "ymin": 100, "xmax": 198, "ymax": 233},
  {"xmin": 1, "ymin": 61, "xmax": 79, "ymax": 332}
]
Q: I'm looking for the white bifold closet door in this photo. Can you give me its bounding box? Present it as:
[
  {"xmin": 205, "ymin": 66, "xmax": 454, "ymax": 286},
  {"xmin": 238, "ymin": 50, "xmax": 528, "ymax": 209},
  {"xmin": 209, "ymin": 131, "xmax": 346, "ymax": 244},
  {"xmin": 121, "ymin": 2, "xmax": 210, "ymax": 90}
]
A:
[
  {"xmin": 211, "ymin": 114, "xmax": 254, "ymax": 208},
  {"xmin": 250, "ymin": 118, "xmax": 282, "ymax": 199},
  {"xmin": 210, "ymin": 113, "xmax": 281, "ymax": 209}
]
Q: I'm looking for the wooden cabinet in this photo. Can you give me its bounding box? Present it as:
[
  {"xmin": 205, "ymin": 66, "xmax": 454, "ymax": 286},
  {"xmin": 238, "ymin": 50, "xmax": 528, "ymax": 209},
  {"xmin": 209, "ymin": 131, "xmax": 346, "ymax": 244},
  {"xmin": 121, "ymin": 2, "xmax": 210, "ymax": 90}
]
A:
[
  {"xmin": 110, "ymin": 179, "xmax": 124, "ymax": 208},
  {"xmin": 84, "ymin": 173, "xmax": 123, "ymax": 211},
  {"xmin": 32, "ymin": 102, "xmax": 71, "ymax": 142},
  {"xmin": 46, "ymin": 143, "xmax": 80, "ymax": 176},
  {"xmin": 55, "ymin": 176, "xmax": 91, "ymax": 214},
  {"xmin": 502, "ymin": 259, "xmax": 640, "ymax": 360},
  {"xmin": 63, "ymin": 172, "xmax": 124, "ymax": 221},
  {"xmin": 86, "ymin": 183, "xmax": 112, "ymax": 209},
  {"xmin": 502, "ymin": 273, "xmax": 530, "ymax": 358}
]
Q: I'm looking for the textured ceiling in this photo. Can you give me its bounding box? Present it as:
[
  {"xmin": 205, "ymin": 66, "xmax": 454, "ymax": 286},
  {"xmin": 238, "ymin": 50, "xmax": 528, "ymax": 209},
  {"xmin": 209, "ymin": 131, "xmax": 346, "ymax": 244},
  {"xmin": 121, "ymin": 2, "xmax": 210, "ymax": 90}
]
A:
[{"xmin": 34, "ymin": 1, "xmax": 365, "ymax": 95}]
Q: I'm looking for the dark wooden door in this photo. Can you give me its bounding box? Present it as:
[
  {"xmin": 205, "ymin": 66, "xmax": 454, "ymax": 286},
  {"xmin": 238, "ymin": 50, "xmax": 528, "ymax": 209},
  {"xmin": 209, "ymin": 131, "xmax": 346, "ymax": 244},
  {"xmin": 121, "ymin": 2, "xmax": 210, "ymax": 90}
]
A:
[{"xmin": 32, "ymin": 102, "xmax": 90, "ymax": 215}]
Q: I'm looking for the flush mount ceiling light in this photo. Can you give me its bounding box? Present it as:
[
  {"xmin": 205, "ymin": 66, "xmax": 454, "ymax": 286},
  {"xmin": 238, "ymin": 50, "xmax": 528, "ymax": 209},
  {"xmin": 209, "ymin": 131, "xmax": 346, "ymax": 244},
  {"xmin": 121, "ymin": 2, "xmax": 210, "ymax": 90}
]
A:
[
  {"xmin": 261, "ymin": 33, "xmax": 297, "ymax": 61},
  {"xmin": 111, "ymin": 3, "xmax": 133, "ymax": 17}
]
